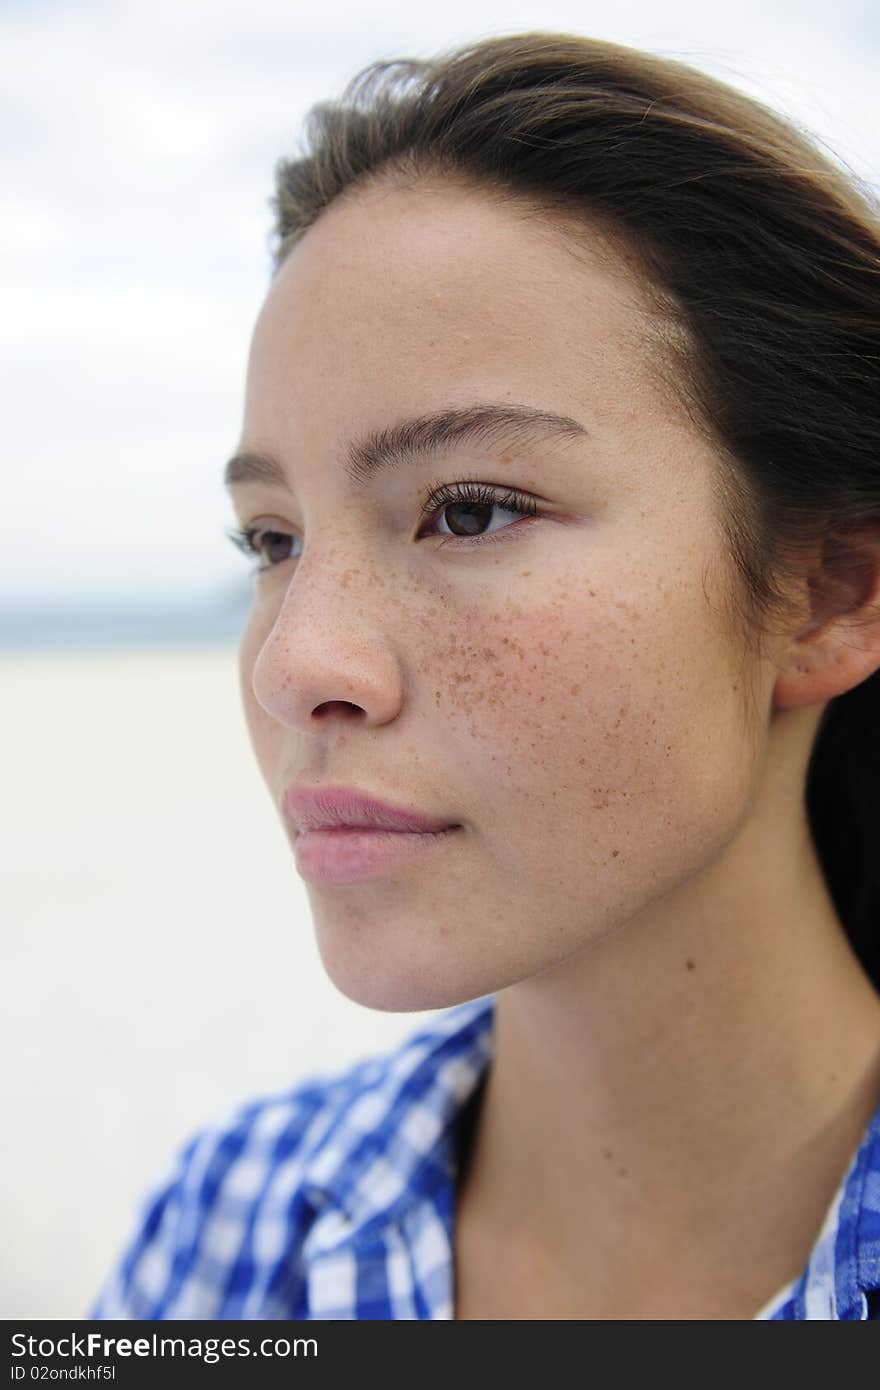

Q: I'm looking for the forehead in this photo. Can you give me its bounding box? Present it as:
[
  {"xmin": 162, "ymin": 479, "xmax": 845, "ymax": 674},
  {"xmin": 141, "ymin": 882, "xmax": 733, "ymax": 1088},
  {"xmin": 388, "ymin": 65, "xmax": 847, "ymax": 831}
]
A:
[{"xmin": 245, "ymin": 180, "xmax": 675, "ymax": 440}]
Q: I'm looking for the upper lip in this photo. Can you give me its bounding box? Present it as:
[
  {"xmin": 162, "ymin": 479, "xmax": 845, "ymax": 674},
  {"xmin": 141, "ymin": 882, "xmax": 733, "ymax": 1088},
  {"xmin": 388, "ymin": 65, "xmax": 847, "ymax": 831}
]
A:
[{"xmin": 282, "ymin": 783, "xmax": 460, "ymax": 833}]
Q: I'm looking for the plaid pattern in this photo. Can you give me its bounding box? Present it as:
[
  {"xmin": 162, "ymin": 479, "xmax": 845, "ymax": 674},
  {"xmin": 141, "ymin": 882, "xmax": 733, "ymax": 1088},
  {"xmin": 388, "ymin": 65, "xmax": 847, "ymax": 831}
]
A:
[{"xmin": 90, "ymin": 993, "xmax": 880, "ymax": 1320}]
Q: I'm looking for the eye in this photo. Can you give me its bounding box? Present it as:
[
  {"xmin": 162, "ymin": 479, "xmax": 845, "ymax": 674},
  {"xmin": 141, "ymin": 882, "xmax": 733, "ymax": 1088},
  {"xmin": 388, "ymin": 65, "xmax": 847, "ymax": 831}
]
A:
[
  {"xmin": 418, "ymin": 479, "xmax": 540, "ymax": 543},
  {"xmin": 226, "ymin": 525, "xmax": 299, "ymax": 574},
  {"xmin": 225, "ymin": 480, "xmax": 541, "ymax": 575}
]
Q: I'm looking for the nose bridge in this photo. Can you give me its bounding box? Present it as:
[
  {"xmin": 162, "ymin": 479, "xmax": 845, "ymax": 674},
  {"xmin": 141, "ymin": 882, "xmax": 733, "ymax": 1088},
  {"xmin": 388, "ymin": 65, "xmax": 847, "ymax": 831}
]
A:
[
  {"xmin": 277, "ymin": 518, "xmax": 391, "ymax": 635},
  {"xmin": 249, "ymin": 531, "xmax": 403, "ymax": 727}
]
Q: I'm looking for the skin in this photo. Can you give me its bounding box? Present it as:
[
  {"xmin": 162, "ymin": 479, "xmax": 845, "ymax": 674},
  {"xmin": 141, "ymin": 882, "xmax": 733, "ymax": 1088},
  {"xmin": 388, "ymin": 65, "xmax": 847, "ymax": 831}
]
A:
[{"xmin": 229, "ymin": 177, "xmax": 880, "ymax": 1317}]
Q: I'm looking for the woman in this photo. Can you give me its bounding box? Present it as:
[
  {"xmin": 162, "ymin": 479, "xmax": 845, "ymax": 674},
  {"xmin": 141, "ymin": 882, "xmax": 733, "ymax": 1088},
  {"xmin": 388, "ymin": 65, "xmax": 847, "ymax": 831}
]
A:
[{"xmin": 91, "ymin": 31, "xmax": 880, "ymax": 1319}]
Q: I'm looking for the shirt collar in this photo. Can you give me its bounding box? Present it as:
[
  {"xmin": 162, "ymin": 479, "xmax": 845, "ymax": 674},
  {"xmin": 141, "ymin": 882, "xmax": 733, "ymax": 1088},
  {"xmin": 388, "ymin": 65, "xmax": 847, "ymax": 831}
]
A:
[
  {"xmin": 826, "ymin": 1097, "xmax": 880, "ymax": 1319},
  {"xmin": 300, "ymin": 994, "xmax": 494, "ymax": 1259}
]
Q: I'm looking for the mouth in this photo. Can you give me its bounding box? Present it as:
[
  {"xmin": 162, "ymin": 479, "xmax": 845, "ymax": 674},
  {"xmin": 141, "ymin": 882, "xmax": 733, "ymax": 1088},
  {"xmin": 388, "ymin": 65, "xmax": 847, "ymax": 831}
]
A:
[{"xmin": 294, "ymin": 823, "xmax": 462, "ymax": 885}]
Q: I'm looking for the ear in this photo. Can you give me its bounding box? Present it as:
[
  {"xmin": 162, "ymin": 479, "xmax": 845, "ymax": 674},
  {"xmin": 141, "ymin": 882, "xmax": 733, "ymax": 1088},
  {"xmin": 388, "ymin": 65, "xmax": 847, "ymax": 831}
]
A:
[{"xmin": 773, "ymin": 526, "xmax": 880, "ymax": 711}]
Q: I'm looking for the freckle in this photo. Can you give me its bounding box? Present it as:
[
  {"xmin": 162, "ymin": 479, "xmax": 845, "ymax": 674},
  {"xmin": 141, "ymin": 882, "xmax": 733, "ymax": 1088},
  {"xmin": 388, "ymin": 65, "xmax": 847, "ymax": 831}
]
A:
[
  {"xmin": 578, "ymin": 757, "xmax": 585, "ymax": 766},
  {"xmin": 611, "ymin": 849, "xmax": 619, "ymax": 857},
  {"xmin": 570, "ymin": 684, "xmax": 581, "ymax": 695},
  {"xmin": 685, "ymin": 959, "xmax": 695, "ymax": 970},
  {"xmin": 616, "ymin": 1167, "xmax": 628, "ymax": 1178},
  {"xmin": 602, "ymin": 1148, "xmax": 613, "ymax": 1159}
]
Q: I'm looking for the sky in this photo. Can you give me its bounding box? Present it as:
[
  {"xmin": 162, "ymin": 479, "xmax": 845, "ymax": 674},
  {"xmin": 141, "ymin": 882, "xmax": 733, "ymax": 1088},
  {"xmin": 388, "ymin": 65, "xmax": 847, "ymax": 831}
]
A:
[{"xmin": 2, "ymin": 0, "xmax": 878, "ymax": 608}]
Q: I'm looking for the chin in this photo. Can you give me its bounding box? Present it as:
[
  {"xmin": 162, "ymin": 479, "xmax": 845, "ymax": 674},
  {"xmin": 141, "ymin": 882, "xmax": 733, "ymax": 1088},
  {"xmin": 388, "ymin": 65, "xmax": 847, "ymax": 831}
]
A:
[{"xmin": 313, "ymin": 928, "xmax": 499, "ymax": 1014}]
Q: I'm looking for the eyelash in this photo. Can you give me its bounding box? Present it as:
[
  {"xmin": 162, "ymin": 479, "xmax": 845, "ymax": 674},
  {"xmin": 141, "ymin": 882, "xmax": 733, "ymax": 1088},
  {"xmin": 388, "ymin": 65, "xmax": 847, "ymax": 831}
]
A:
[{"xmin": 226, "ymin": 480, "xmax": 541, "ymax": 574}]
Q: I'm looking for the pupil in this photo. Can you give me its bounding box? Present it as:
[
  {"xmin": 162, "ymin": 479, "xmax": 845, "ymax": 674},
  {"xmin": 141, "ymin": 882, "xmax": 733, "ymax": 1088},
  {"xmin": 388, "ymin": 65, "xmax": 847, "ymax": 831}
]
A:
[
  {"xmin": 448, "ymin": 502, "xmax": 491, "ymax": 536},
  {"xmin": 266, "ymin": 533, "xmax": 290, "ymax": 563}
]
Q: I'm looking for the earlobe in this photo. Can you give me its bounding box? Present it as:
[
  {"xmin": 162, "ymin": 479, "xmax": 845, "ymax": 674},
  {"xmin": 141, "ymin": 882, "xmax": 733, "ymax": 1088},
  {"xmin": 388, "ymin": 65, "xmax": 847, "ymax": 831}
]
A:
[{"xmin": 772, "ymin": 530, "xmax": 880, "ymax": 712}]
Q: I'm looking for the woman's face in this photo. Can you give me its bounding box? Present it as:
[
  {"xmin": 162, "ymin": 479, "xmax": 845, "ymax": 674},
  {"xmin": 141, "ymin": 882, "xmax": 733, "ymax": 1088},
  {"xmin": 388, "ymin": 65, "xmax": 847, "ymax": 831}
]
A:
[{"xmin": 231, "ymin": 179, "xmax": 770, "ymax": 1011}]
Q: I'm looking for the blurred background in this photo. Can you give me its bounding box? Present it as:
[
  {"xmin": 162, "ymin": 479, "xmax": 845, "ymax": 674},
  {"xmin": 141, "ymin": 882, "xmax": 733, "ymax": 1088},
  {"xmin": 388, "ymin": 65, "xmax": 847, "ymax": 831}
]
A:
[{"xmin": 2, "ymin": 0, "xmax": 877, "ymax": 1319}]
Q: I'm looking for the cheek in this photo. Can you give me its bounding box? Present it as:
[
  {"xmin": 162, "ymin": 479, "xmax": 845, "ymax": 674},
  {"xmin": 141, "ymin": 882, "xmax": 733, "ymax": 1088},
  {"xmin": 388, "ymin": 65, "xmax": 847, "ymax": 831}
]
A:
[{"xmin": 429, "ymin": 568, "xmax": 754, "ymax": 880}]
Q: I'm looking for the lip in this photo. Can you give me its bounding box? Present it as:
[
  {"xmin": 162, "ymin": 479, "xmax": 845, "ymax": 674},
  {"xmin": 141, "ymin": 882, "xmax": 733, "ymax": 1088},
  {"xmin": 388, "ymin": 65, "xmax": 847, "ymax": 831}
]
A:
[
  {"xmin": 294, "ymin": 824, "xmax": 461, "ymax": 885},
  {"xmin": 282, "ymin": 783, "xmax": 460, "ymax": 835},
  {"xmin": 282, "ymin": 783, "xmax": 462, "ymax": 886}
]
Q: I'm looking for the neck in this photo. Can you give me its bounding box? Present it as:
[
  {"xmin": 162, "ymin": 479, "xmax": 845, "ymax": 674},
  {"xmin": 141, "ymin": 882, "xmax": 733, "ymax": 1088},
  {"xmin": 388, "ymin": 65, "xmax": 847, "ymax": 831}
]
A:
[{"xmin": 455, "ymin": 798, "xmax": 880, "ymax": 1316}]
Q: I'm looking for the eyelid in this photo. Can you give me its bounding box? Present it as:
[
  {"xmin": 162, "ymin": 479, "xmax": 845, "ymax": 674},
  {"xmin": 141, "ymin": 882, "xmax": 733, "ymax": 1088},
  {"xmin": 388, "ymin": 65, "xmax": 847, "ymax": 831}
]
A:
[{"xmin": 418, "ymin": 477, "xmax": 539, "ymax": 517}]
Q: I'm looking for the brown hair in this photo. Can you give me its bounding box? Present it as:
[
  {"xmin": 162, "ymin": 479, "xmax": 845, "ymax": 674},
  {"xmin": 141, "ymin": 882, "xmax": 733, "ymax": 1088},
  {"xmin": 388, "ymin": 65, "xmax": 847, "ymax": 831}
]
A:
[{"xmin": 268, "ymin": 31, "xmax": 880, "ymax": 990}]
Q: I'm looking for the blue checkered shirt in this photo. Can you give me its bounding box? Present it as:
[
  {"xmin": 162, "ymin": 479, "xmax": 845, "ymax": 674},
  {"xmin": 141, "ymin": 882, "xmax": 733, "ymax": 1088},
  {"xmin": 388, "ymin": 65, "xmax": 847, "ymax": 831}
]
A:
[{"xmin": 90, "ymin": 993, "xmax": 880, "ymax": 1319}]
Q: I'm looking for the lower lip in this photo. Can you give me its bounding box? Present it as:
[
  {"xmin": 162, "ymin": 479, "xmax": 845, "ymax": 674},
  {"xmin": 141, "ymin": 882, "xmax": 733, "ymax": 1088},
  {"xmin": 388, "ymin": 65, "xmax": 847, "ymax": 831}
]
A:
[{"xmin": 295, "ymin": 824, "xmax": 461, "ymax": 884}]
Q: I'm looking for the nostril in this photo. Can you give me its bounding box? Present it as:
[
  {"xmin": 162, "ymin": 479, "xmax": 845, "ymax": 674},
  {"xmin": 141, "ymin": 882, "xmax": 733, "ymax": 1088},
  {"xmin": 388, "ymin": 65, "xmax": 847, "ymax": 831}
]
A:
[{"xmin": 313, "ymin": 700, "xmax": 365, "ymax": 718}]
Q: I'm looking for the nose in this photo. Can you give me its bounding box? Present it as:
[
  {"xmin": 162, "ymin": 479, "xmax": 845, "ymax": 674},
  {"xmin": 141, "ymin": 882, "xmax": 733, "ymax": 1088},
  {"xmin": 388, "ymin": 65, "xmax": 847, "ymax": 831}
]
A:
[{"xmin": 246, "ymin": 560, "xmax": 406, "ymax": 732}]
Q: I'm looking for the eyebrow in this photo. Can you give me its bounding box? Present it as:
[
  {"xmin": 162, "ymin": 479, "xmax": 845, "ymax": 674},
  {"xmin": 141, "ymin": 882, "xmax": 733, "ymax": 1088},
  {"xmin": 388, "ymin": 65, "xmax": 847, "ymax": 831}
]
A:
[{"xmin": 223, "ymin": 401, "xmax": 589, "ymax": 492}]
